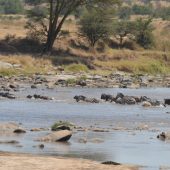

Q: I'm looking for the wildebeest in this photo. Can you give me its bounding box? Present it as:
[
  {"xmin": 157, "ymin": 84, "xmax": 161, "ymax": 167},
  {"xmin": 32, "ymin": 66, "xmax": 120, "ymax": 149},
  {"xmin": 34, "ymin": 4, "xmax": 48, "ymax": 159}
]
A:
[
  {"xmin": 165, "ymin": 99, "xmax": 170, "ymax": 105},
  {"xmin": 74, "ymin": 95, "xmax": 100, "ymax": 103}
]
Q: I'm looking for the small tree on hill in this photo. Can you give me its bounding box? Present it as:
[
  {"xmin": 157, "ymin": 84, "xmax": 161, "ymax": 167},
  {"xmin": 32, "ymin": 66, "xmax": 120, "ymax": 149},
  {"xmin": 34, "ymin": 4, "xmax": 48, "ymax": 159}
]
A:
[
  {"xmin": 79, "ymin": 10, "xmax": 112, "ymax": 48},
  {"xmin": 134, "ymin": 18, "xmax": 154, "ymax": 49}
]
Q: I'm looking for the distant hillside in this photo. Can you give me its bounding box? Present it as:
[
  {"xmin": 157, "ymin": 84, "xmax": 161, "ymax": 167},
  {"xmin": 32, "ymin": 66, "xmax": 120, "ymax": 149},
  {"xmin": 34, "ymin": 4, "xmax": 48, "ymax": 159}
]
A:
[{"xmin": 123, "ymin": 0, "xmax": 170, "ymax": 8}]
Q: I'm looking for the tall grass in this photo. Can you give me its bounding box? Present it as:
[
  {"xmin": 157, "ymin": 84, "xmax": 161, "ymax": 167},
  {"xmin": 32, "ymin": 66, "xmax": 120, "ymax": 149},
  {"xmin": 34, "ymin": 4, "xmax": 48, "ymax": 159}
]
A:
[{"xmin": 0, "ymin": 55, "xmax": 53, "ymax": 76}]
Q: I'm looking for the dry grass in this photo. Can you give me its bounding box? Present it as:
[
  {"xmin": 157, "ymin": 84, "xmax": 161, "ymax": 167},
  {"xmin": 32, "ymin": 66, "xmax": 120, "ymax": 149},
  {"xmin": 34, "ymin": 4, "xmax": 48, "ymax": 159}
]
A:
[
  {"xmin": 0, "ymin": 55, "xmax": 53, "ymax": 76},
  {"xmin": 0, "ymin": 15, "xmax": 27, "ymax": 39},
  {"xmin": 0, "ymin": 15, "xmax": 170, "ymax": 75}
]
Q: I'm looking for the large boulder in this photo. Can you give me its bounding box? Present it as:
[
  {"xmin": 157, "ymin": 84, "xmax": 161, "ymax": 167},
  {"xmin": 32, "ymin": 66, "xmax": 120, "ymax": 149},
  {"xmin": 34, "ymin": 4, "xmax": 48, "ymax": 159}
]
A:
[{"xmin": 37, "ymin": 130, "xmax": 72, "ymax": 142}]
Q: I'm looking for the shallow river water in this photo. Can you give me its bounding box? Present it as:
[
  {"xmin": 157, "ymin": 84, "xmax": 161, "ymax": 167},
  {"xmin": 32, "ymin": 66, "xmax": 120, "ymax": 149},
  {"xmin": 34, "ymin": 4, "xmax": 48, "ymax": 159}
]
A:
[{"xmin": 0, "ymin": 87, "xmax": 170, "ymax": 170}]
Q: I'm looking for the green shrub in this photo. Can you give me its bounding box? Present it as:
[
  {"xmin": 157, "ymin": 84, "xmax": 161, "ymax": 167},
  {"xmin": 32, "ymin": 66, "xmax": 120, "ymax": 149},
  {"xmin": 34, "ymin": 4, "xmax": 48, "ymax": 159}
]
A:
[
  {"xmin": 134, "ymin": 18, "xmax": 155, "ymax": 49},
  {"xmin": 0, "ymin": 0, "xmax": 24, "ymax": 14},
  {"xmin": 51, "ymin": 121, "xmax": 75, "ymax": 131},
  {"xmin": 79, "ymin": 9, "xmax": 112, "ymax": 47}
]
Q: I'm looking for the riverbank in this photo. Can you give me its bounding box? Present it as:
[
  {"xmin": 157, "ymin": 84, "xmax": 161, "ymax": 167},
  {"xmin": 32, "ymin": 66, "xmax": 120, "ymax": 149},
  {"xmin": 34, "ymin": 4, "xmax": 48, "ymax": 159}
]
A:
[
  {"xmin": 0, "ymin": 71, "xmax": 170, "ymax": 92},
  {"xmin": 0, "ymin": 152, "xmax": 137, "ymax": 170}
]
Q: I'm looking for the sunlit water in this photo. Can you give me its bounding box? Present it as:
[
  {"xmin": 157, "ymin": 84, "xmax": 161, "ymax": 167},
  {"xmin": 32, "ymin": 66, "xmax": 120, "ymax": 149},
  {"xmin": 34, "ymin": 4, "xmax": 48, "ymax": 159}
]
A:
[{"xmin": 0, "ymin": 87, "xmax": 170, "ymax": 170}]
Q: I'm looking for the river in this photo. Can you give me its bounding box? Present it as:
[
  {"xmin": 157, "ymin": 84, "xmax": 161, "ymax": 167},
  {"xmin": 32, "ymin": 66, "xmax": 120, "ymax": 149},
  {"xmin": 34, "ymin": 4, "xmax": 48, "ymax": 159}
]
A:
[{"xmin": 0, "ymin": 87, "xmax": 170, "ymax": 170}]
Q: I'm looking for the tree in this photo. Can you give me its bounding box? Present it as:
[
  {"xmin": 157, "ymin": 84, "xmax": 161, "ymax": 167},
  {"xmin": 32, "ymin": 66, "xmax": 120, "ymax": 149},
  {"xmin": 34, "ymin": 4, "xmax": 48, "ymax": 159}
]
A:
[
  {"xmin": 132, "ymin": 4, "xmax": 153, "ymax": 15},
  {"xmin": 134, "ymin": 18, "xmax": 154, "ymax": 49},
  {"xmin": 79, "ymin": 10, "xmax": 112, "ymax": 48},
  {"xmin": 113, "ymin": 20, "xmax": 135, "ymax": 48},
  {"xmin": 27, "ymin": 0, "xmax": 120, "ymax": 54},
  {"xmin": 117, "ymin": 6, "xmax": 132, "ymax": 20},
  {"xmin": 0, "ymin": 0, "xmax": 23, "ymax": 14}
]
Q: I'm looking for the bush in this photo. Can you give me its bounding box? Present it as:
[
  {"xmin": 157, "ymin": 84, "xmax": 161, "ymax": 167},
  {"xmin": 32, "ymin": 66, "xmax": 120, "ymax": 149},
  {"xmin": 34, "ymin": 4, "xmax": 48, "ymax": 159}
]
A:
[
  {"xmin": 51, "ymin": 121, "xmax": 75, "ymax": 131},
  {"xmin": 0, "ymin": 0, "xmax": 24, "ymax": 14},
  {"xmin": 79, "ymin": 10, "xmax": 112, "ymax": 47},
  {"xmin": 134, "ymin": 18, "xmax": 155, "ymax": 49},
  {"xmin": 132, "ymin": 4, "xmax": 153, "ymax": 15},
  {"xmin": 154, "ymin": 7, "xmax": 170, "ymax": 20},
  {"xmin": 117, "ymin": 6, "xmax": 132, "ymax": 20},
  {"xmin": 27, "ymin": 6, "xmax": 48, "ymax": 19}
]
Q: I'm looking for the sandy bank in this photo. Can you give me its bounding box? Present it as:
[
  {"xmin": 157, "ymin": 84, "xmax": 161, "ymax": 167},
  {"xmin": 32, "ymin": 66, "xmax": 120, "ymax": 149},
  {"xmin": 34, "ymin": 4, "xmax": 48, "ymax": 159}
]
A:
[{"xmin": 0, "ymin": 152, "xmax": 138, "ymax": 170}]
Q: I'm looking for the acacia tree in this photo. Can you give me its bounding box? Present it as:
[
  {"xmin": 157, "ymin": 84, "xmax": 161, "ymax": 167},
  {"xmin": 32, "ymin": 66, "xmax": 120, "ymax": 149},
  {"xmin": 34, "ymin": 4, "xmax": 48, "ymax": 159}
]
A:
[
  {"xmin": 27, "ymin": 0, "xmax": 120, "ymax": 54},
  {"xmin": 134, "ymin": 18, "xmax": 154, "ymax": 49},
  {"xmin": 79, "ymin": 10, "xmax": 112, "ymax": 48}
]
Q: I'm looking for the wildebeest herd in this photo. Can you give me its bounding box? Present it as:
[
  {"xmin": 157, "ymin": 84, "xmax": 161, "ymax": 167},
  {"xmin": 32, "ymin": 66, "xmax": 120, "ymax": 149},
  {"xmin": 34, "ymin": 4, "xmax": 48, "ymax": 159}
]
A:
[{"xmin": 74, "ymin": 93, "xmax": 170, "ymax": 107}]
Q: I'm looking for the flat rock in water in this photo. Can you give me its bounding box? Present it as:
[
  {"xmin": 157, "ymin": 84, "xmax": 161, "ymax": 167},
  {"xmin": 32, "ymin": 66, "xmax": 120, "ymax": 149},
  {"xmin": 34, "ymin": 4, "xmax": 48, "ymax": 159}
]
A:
[
  {"xmin": 37, "ymin": 130, "xmax": 72, "ymax": 142},
  {"xmin": 0, "ymin": 122, "xmax": 25, "ymax": 135},
  {"xmin": 0, "ymin": 122, "xmax": 20, "ymax": 133},
  {"xmin": 0, "ymin": 140, "xmax": 19, "ymax": 144},
  {"xmin": 13, "ymin": 129, "xmax": 26, "ymax": 134}
]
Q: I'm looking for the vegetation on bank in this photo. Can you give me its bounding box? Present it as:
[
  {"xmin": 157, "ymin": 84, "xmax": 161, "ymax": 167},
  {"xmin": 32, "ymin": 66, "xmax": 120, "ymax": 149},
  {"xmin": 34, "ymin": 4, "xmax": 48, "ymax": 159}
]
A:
[{"xmin": 0, "ymin": 55, "xmax": 52, "ymax": 76}]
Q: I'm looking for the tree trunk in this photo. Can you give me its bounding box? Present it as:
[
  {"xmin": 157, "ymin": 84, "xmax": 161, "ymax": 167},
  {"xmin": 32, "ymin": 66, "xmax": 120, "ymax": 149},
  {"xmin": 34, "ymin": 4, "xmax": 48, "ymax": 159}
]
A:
[
  {"xmin": 119, "ymin": 36, "xmax": 123, "ymax": 49},
  {"xmin": 43, "ymin": 25, "xmax": 57, "ymax": 54}
]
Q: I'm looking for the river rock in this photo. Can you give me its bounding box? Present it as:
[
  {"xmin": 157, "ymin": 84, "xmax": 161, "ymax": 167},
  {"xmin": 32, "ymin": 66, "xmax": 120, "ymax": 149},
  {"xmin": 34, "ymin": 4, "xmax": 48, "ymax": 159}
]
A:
[
  {"xmin": 13, "ymin": 128, "xmax": 26, "ymax": 134},
  {"xmin": 77, "ymin": 80, "xmax": 87, "ymax": 87},
  {"xmin": 0, "ymin": 122, "xmax": 24, "ymax": 135},
  {"xmin": 30, "ymin": 128, "xmax": 48, "ymax": 132},
  {"xmin": 0, "ymin": 122, "xmax": 20, "ymax": 133},
  {"xmin": 0, "ymin": 140, "xmax": 19, "ymax": 144},
  {"xmin": 157, "ymin": 132, "xmax": 170, "ymax": 140},
  {"xmin": 142, "ymin": 101, "xmax": 152, "ymax": 107},
  {"xmin": 37, "ymin": 130, "xmax": 72, "ymax": 142}
]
